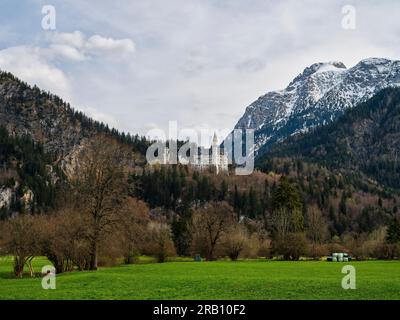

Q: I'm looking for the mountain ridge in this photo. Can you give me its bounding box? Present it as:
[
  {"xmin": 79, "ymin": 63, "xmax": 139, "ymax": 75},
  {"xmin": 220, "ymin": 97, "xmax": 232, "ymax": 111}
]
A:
[
  {"xmin": 234, "ymin": 57, "xmax": 400, "ymax": 156},
  {"xmin": 0, "ymin": 70, "xmax": 150, "ymax": 158},
  {"xmin": 258, "ymin": 87, "xmax": 400, "ymax": 190}
]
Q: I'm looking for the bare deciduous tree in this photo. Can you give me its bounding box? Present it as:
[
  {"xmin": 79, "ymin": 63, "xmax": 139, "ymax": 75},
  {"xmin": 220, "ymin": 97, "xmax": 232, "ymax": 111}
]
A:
[
  {"xmin": 190, "ymin": 201, "xmax": 236, "ymax": 261},
  {"xmin": 2, "ymin": 215, "xmax": 40, "ymax": 277},
  {"xmin": 306, "ymin": 205, "xmax": 328, "ymax": 244},
  {"xmin": 270, "ymin": 207, "xmax": 292, "ymax": 242},
  {"xmin": 71, "ymin": 135, "xmax": 130, "ymax": 270},
  {"xmin": 117, "ymin": 198, "xmax": 150, "ymax": 264},
  {"xmin": 37, "ymin": 208, "xmax": 89, "ymax": 273}
]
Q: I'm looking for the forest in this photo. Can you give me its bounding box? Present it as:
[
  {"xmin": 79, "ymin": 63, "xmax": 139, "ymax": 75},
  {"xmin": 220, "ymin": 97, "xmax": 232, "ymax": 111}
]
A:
[
  {"xmin": 1, "ymin": 86, "xmax": 400, "ymax": 278},
  {"xmin": 1, "ymin": 131, "xmax": 400, "ymax": 278}
]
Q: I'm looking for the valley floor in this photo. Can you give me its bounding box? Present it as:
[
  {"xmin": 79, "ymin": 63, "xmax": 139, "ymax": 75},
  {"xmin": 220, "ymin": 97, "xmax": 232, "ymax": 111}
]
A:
[{"xmin": 0, "ymin": 257, "xmax": 399, "ymax": 300}]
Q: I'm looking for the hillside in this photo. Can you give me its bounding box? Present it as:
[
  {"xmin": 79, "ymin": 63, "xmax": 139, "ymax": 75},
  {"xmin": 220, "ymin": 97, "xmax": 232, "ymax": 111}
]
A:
[
  {"xmin": 0, "ymin": 71, "xmax": 149, "ymax": 157},
  {"xmin": 258, "ymin": 87, "xmax": 400, "ymax": 190},
  {"xmin": 0, "ymin": 126, "xmax": 61, "ymax": 218},
  {"xmin": 0, "ymin": 70, "xmax": 150, "ymax": 218}
]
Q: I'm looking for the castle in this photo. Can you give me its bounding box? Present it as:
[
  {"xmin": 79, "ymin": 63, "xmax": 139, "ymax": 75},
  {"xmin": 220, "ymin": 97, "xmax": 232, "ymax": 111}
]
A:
[{"xmin": 160, "ymin": 133, "xmax": 229, "ymax": 174}]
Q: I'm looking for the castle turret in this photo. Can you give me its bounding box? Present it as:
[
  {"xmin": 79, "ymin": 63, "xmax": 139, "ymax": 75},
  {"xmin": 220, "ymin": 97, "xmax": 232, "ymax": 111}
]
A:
[{"xmin": 212, "ymin": 132, "xmax": 219, "ymax": 174}]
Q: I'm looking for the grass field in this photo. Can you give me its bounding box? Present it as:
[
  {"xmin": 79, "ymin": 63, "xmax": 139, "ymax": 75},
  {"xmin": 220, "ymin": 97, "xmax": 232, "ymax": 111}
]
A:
[{"xmin": 0, "ymin": 256, "xmax": 399, "ymax": 300}]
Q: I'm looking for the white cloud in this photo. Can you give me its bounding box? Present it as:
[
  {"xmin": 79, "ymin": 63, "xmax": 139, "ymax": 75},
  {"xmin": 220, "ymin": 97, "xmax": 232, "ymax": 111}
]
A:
[
  {"xmin": 1, "ymin": 0, "xmax": 400, "ymax": 144},
  {"xmin": 86, "ymin": 35, "xmax": 136, "ymax": 56},
  {"xmin": 0, "ymin": 30, "xmax": 137, "ymax": 131},
  {"xmin": 47, "ymin": 31, "xmax": 136, "ymax": 60},
  {"xmin": 47, "ymin": 44, "xmax": 86, "ymax": 61},
  {"xmin": 0, "ymin": 30, "xmax": 137, "ymax": 105},
  {"xmin": 48, "ymin": 30, "xmax": 86, "ymax": 49},
  {"xmin": 0, "ymin": 45, "xmax": 71, "ymax": 99}
]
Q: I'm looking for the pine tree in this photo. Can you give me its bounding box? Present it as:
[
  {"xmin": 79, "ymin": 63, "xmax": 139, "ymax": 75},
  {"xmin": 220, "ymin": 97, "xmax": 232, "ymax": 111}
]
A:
[
  {"xmin": 339, "ymin": 193, "xmax": 347, "ymax": 215},
  {"xmin": 386, "ymin": 219, "xmax": 400, "ymax": 244},
  {"xmin": 219, "ymin": 180, "xmax": 228, "ymax": 201},
  {"xmin": 272, "ymin": 176, "xmax": 302, "ymax": 212}
]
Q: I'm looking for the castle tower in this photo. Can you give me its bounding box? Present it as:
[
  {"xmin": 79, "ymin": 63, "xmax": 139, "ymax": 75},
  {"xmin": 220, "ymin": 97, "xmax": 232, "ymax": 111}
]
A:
[{"xmin": 211, "ymin": 132, "xmax": 219, "ymax": 174}]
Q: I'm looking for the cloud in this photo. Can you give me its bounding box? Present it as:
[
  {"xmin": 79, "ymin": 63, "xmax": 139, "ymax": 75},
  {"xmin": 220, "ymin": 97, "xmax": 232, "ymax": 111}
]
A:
[
  {"xmin": 45, "ymin": 31, "xmax": 136, "ymax": 61},
  {"xmin": 86, "ymin": 35, "xmax": 136, "ymax": 56},
  {"xmin": 1, "ymin": 0, "xmax": 400, "ymax": 145},
  {"xmin": 48, "ymin": 30, "xmax": 86, "ymax": 49},
  {"xmin": 0, "ymin": 45, "xmax": 71, "ymax": 98},
  {"xmin": 0, "ymin": 30, "xmax": 136, "ymax": 130},
  {"xmin": 47, "ymin": 44, "xmax": 86, "ymax": 61},
  {"xmin": 0, "ymin": 29, "xmax": 136, "ymax": 96}
]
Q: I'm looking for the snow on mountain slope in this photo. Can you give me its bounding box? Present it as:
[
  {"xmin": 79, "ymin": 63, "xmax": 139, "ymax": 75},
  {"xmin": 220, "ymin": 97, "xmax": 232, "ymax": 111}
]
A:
[{"xmin": 234, "ymin": 58, "xmax": 400, "ymax": 155}]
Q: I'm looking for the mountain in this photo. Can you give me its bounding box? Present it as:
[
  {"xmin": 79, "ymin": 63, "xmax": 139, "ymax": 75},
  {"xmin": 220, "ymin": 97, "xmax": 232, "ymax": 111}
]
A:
[
  {"xmin": 234, "ymin": 58, "xmax": 400, "ymax": 156},
  {"xmin": 0, "ymin": 70, "xmax": 150, "ymax": 218},
  {"xmin": 0, "ymin": 71, "xmax": 149, "ymax": 157},
  {"xmin": 258, "ymin": 87, "xmax": 400, "ymax": 190}
]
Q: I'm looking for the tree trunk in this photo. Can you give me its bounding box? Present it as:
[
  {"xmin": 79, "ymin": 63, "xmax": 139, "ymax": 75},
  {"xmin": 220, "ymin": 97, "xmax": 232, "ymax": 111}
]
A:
[
  {"xmin": 13, "ymin": 256, "xmax": 25, "ymax": 278},
  {"xmin": 206, "ymin": 248, "xmax": 215, "ymax": 261},
  {"xmin": 48, "ymin": 255, "xmax": 65, "ymax": 274},
  {"xmin": 55, "ymin": 261, "xmax": 64, "ymax": 274},
  {"xmin": 27, "ymin": 259, "xmax": 34, "ymax": 277},
  {"xmin": 89, "ymin": 240, "xmax": 98, "ymax": 270},
  {"xmin": 229, "ymin": 252, "xmax": 240, "ymax": 261},
  {"xmin": 124, "ymin": 253, "xmax": 135, "ymax": 264}
]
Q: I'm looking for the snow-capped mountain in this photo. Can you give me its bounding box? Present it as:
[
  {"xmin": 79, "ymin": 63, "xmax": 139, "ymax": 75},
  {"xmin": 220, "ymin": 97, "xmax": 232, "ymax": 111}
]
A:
[{"xmin": 234, "ymin": 58, "xmax": 400, "ymax": 155}]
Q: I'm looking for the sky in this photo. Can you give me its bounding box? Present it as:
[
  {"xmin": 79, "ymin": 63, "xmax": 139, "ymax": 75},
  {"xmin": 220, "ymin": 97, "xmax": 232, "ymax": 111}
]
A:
[{"xmin": 0, "ymin": 0, "xmax": 400, "ymax": 145}]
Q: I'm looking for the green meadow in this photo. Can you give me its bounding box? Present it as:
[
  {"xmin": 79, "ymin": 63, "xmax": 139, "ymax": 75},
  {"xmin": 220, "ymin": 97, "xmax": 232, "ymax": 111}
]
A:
[{"xmin": 0, "ymin": 257, "xmax": 399, "ymax": 300}]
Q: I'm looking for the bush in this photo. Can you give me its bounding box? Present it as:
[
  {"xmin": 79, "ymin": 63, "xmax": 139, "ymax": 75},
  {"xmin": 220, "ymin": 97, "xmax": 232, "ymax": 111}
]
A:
[
  {"xmin": 36, "ymin": 209, "xmax": 90, "ymax": 273},
  {"xmin": 256, "ymin": 239, "xmax": 272, "ymax": 259},
  {"xmin": 346, "ymin": 237, "xmax": 384, "ymax": 260},
  {"xmin": 144, "ymin": 221, "xmax": 176, "ymax": 263},
  {"xmin": 272, "ymin": 233, "xmax": 308, "ymax": 261},
  {"xmin": 373, "ymin": 243, "xmax": 400, "ymax": 260},
  {"xmin": 220, "ymin": 225, "xmax": 251, "ymax": 261},
  {"xmin": 1, "ymin": 214, "xmax": 41, "ymax": 277},
  {"xmin": 326, "ymin": 242, "xmax": 349, "ymax": 255},
  {"xmin": 308, "ymin": 244, "xmax": 329, "ymax": 260}
]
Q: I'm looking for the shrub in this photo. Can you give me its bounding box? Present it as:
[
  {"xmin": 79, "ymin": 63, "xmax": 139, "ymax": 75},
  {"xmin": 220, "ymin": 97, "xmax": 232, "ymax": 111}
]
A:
[
  {"xmin": 256, "ymin": 238, "xmax": 272, "ymax": 259},
  {"xmin": 326, "ymin": 242, "xmax": 349, "ymax": 255},
  {"xmin": 1, "ymin": 215, "xmax": 41, "ymax": 277},
  {"xmin": 272, "ymin": 233, "xmax": 308, "ymax": 260},
  {"xmin": 373, "ymin": 243, "xmax": 400, "ymax": 260},
  {"xmin": 308, "ymin": 244, "xmax": 329, "ymax": 260},
  {"xmin": 220, "ymin": 225, "xmax": 250, "ymax": 261},
  {"xmin": 144, "ymin": 221, "xmax": 176, "ymax": 263}
]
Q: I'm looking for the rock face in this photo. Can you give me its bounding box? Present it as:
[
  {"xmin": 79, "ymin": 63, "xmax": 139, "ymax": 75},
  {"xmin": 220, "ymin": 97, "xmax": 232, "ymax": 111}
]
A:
[
  {"xmin": 0, "ymin": 187, "xmax": 12, "ymax": 210},
  {"xmin": 21, "ymin": 189, "xmax": 34, "ymax": 212},
  {"xmin": 234, "ymin": 58, "xmax": 400, "ymax": 155}
]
